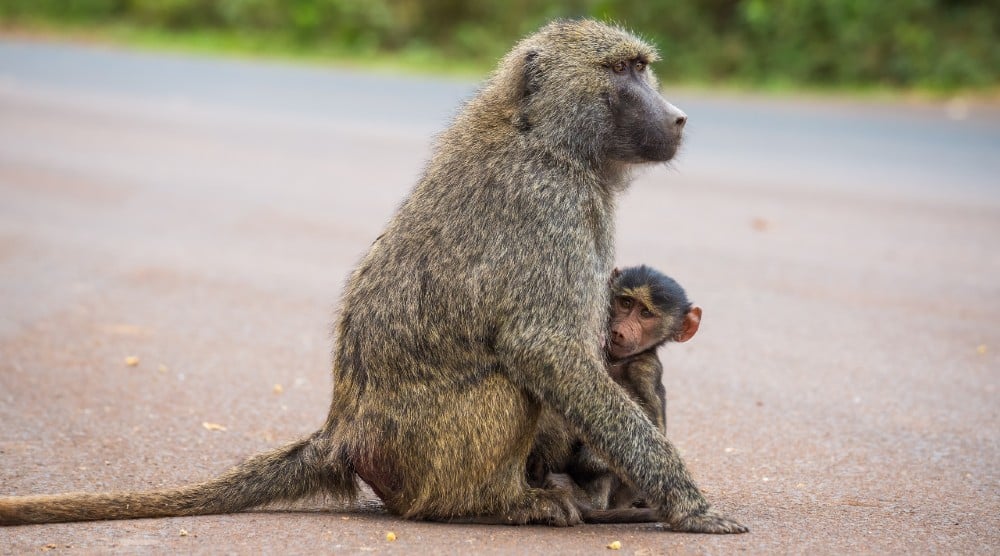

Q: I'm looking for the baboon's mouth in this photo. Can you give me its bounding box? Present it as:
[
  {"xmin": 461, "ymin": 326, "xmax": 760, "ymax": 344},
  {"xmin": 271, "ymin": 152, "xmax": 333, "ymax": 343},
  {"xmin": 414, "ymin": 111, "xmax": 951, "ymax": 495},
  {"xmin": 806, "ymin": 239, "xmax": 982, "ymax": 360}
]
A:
[
  {"xmin": 634, "ymin": 133, "xmax": 681, "ymax": 163},
  {"xmin": 608, "ymin": 340, "xmax": 633, "ymax": 357}
]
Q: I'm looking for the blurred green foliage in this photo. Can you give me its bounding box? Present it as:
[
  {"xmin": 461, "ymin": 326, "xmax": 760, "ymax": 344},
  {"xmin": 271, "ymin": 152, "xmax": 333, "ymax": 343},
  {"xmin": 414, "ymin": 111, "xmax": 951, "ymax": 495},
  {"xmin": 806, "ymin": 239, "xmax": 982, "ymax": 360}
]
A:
[{"xmin": 2, "ymin": 0, "xmax": 997, "ymax": 89}]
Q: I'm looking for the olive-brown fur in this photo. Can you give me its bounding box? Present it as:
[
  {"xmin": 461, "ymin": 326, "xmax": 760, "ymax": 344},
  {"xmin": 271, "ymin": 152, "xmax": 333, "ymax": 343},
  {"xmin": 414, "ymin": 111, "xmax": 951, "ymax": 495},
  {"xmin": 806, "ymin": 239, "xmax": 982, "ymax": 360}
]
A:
[{"xmin": 0, "ymin": 20, "xmax": 745, "ymax": 533}]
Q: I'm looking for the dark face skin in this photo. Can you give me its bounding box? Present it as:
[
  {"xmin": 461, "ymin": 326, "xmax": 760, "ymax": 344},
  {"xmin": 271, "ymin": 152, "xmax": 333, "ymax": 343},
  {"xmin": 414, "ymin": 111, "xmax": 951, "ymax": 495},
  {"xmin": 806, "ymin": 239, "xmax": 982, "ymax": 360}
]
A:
[{"xmin": 605, "ymin": 57, "xmax": 687, "ymax": 163}]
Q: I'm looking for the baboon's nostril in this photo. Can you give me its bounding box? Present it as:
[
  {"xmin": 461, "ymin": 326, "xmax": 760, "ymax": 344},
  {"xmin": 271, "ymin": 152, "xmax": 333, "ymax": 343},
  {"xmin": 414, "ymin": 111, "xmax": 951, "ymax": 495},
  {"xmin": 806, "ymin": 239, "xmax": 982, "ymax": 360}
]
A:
[{"xmin": 675, "ymin": 116, "xmax": 687, "ymax": 127}]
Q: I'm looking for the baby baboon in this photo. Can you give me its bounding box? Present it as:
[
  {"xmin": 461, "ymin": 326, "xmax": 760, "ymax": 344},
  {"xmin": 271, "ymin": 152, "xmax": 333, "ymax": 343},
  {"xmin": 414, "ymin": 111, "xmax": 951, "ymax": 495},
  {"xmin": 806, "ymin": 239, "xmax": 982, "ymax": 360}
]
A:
[
  {"xmin": 0, "ymin": 20, "xmax": 745, "ymax": 533},
  {"xmin": 606, "ymin": 265, "xmax": 702, "ymax": 434},
  {"xmin": 529, "ymin": 265, "xmax": 702, "ymax": 512}
]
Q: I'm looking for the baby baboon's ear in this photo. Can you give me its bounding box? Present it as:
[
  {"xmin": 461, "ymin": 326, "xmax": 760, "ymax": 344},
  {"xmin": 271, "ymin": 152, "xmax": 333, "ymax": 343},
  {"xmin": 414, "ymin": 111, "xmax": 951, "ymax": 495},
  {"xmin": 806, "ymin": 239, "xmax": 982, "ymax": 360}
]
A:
[
  {"xmin": 675, "ymin": 306, "xmax": 702, "ymax": 343},
  {"xmin": 608, "ymin": 267, "xmax": 623, "ymax": 288}
]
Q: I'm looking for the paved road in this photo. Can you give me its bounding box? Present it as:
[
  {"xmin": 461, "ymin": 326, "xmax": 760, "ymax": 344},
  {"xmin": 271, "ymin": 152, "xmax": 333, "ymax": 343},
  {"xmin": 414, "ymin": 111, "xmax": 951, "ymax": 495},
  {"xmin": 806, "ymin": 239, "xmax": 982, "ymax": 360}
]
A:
[{"xmin": 1, "ymin": 39, "xmax": 998, "ymax": 554}]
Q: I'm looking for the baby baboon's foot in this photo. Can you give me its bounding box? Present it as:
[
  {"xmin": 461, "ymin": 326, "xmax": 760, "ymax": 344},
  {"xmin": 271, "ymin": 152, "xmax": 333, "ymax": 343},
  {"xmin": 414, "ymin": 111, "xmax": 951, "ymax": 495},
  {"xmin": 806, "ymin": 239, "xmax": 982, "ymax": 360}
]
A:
[
  {"xmin": 503, "ymin": 487, "xmax": 582, "ymax": 527},
  {"xmin": 669, "ymin": 508, "xmax": 748, "ymax": 534}
]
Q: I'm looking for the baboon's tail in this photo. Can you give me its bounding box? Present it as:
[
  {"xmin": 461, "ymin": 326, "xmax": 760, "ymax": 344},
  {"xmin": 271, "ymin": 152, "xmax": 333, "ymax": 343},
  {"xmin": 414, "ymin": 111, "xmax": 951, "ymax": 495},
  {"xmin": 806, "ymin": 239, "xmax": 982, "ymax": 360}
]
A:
[{"xmin": 0, "ymin": 433, "xmax": 357, "ymax": 525}]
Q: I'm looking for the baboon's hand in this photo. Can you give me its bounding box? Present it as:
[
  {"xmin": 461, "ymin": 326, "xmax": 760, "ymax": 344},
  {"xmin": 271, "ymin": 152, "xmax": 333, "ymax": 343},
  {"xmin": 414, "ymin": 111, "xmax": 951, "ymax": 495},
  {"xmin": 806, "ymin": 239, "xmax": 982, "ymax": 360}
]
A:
[{"xmin": 669, "ymin": 508, "xmax": 748, "ymax": 534}]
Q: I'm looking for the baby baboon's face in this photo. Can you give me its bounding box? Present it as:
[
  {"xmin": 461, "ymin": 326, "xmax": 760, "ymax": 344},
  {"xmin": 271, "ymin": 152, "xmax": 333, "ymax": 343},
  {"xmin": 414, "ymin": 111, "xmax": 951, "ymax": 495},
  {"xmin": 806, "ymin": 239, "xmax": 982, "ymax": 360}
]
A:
[{"xmin": 607, "ymin": 294, "xmax": 664, "ymax": 360}]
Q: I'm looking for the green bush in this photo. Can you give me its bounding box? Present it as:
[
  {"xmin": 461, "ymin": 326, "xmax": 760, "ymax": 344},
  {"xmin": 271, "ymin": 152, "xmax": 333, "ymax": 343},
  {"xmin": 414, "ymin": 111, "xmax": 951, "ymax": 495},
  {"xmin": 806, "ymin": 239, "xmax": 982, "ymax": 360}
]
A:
[{"xmin": 2, "ymin": 0, "xmax": 996, "ymax": 90}]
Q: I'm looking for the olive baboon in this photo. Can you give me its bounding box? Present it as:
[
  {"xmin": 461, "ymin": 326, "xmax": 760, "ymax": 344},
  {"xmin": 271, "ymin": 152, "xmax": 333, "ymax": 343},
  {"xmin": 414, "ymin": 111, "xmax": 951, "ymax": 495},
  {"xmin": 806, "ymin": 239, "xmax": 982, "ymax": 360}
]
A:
[
  {"xmin": 0, "ymin": 20, "xmax": 746, "ymax": 533},
  {"xmin": 529, "ymin": 266, "xmax": 703, "ymax": 512}
]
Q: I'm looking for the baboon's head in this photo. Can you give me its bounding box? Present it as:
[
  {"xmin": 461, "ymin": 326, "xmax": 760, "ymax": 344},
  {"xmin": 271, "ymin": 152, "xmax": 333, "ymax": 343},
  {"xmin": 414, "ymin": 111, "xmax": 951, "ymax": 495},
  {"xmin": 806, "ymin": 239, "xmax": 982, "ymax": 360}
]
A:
[
  {"xmin": 607, "ymin": 265, "xmax": 701, "ymax": 359},
  {"xmin": 490, "ymin": 20, "xmax": 687, "ymax": 165}
]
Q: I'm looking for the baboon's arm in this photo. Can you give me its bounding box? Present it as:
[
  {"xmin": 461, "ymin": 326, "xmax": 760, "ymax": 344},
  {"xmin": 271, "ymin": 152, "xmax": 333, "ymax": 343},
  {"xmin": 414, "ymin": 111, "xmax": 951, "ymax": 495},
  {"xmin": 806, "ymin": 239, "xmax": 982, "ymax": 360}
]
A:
[
  {"xmin": 500, "ymin": 330, "xmax": 709, "ymax": 523},
  {"xmin": 504, "ymin": 330, "xmax": 747, "ymax": 532}
]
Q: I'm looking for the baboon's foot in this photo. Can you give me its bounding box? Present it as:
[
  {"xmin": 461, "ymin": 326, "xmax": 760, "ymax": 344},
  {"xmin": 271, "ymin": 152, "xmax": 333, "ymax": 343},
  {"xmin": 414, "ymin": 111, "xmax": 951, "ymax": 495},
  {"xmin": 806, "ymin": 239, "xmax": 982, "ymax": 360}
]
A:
[
  {"xmin": 503, "ymin": 487, "xmax": 582, "ymax": 527},
  {"xmin": 437, "ymin": 486, "xmax": 582, "ymax": 526},
  {"xmin": 669, "ymin": 508, "xmax": 748, "ymax": 534}
]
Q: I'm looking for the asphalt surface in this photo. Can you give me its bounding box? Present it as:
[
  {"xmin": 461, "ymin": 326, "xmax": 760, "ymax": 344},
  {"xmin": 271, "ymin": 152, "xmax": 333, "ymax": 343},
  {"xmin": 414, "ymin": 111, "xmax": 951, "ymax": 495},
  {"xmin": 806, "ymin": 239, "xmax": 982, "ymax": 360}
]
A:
[{"xmin": 1, "ymin": 39, "xmax": 998, "ymax": 554}]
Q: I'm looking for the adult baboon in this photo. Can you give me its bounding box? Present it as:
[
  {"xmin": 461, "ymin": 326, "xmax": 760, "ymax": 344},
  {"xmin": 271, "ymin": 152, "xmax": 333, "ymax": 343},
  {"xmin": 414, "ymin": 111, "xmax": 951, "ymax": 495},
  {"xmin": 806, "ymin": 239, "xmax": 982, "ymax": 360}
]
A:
[{"xmin": 0, "ymin": 20, "xmax": 746, "ymax": 533}]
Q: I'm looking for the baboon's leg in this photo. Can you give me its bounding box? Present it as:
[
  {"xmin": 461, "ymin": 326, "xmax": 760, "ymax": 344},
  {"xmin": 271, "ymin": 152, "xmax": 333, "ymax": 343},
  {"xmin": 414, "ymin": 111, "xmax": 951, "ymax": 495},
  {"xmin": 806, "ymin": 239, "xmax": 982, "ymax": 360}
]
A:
[{"xmin": 346, "ymin": 371, "xmax": 581, "ymax": 526}]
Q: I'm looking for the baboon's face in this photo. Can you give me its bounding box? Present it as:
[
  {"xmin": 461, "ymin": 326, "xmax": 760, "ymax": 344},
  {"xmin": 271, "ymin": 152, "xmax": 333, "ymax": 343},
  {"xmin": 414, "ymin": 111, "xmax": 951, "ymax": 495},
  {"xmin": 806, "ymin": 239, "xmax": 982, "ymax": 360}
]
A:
[
  {"xmin": 607, "ymin": 294, "xmax": 667, "ymax": 360},
  {"xmin": 606, "ymin": 270, "xmax": 703, "ymax": 360},
  {"xmin": 604, "ymin": 58, "xmax": 687, "ymax": 163}
]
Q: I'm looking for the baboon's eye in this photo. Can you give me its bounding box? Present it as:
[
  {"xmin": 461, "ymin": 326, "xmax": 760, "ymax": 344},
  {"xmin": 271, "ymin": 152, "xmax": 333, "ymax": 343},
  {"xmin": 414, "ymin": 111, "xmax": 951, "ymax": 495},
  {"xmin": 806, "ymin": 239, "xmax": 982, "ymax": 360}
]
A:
[
  {"xmin": 635, "ymin": 60, "xmax": 647, "ymax": 72},
  {"xmin": 612, "ymin": 61, "xmax": 627, "ymax": 73}
]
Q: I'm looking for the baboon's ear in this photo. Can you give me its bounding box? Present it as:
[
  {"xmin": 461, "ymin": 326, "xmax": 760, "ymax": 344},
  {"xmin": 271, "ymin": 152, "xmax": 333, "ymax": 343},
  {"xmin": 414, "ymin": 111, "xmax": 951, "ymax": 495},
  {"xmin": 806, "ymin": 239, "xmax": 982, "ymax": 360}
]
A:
[
  {"xmin": 675, "ymin": 306, "xmax": 702, "ymax": 343},
  {"xmin": 521, "ymin": 50, "xmax": 541, "ymax": 99},
  {"xmin": 609, "ymin": 267, "xmax": 622, "ymax": 286},
  {"xmin": 510, "ymin": 49, "xmax": 541, "ymax": 131}
]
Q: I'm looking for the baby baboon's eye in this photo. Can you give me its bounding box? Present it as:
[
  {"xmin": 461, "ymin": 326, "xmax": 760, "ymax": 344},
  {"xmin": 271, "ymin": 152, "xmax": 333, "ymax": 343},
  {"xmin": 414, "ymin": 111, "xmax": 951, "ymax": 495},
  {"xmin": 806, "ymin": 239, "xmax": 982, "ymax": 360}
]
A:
[
  {"xmin": 612, "ymin": 61, "xmax": 627, "ymax": 73},
  {"xmin": 634, "ymin": 60, "xmax": 647, "ymax": 72}
]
